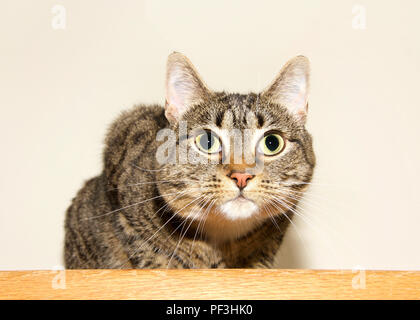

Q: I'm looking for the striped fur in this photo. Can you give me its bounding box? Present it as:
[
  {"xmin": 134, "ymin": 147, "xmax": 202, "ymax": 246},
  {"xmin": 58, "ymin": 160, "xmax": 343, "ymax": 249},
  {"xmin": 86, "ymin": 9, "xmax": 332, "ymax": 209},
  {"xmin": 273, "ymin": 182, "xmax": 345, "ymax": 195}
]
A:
[{"xmin": 64, "ymin": 57, "xmax": 315, "ymax": 269}]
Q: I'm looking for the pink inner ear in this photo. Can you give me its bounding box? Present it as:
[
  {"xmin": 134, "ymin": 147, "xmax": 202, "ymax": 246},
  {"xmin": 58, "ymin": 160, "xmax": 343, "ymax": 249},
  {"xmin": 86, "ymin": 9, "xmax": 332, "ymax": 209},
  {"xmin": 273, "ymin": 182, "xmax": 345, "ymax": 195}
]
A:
[
  {"xmin": 285, "ymin": 87, "xmax": 307, "ymax": 114},
  {"xmin": 165, "ymin": 74, "xmax": 185, "ymax": 119},
  {"xmin": 165, "ymin": 53, "xmax": 209, "ymax": 122},
  {"xmin": 282, "ymin": 76, "xmax": 309, "ymax": 118},
  {"xmin": 164, "ymin": 101, "xmax": 178, "ymax": 123},
  {"xmin": 166, "ymin": 86, "xmax": 189, "ymax": 120}
]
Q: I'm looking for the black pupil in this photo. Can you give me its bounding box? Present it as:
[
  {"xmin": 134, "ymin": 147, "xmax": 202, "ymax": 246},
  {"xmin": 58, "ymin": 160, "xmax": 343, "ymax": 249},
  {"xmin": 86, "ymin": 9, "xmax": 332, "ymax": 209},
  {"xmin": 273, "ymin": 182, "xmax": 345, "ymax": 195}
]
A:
[
  {"xmin": 265, "ymin": 135, "xmax": 279, "ymax": 152},
  {"xmin": 200, "ymin": 132, "xmax": 215, "ymax": 150}
]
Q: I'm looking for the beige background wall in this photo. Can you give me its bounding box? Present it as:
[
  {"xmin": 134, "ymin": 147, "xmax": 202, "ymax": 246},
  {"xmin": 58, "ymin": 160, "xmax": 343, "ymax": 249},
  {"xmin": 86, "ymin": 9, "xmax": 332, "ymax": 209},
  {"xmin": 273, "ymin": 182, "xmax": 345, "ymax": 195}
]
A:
[{"xmin": 1, "ymin": 0, "xmax": 419, "ymax": 270}]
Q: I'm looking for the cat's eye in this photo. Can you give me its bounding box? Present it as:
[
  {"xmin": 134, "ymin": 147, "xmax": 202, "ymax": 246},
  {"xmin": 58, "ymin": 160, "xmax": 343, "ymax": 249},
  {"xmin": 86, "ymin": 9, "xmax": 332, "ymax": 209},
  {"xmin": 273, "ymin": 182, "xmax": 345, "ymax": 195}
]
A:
[
  {"xmin": 195, "ymin": 131, "xmax": 221, "ymax": 154},
  {"xmin": 258, "ymin": 133, "xmax": 285, "ymax": 156}
]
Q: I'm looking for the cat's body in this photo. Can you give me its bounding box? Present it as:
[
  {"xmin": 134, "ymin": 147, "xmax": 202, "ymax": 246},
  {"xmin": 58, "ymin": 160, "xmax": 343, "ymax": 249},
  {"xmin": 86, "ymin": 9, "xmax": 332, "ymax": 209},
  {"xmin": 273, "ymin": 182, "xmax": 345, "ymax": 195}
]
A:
[{"xmin": 64, "ymin": 53, "xmax": 315, "ymax": 269}]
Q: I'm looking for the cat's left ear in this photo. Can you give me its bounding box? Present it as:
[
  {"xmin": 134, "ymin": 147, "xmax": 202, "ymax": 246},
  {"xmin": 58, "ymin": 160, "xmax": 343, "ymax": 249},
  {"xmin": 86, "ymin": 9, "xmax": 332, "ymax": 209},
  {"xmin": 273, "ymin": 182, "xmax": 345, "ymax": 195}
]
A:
[
  {"xmin": 165, "ymin": 52, "xmax": 210, "ymax": 123},
  {"xmin": 262, "ymin": 55, "xmax": 310, "ymax": 124}
]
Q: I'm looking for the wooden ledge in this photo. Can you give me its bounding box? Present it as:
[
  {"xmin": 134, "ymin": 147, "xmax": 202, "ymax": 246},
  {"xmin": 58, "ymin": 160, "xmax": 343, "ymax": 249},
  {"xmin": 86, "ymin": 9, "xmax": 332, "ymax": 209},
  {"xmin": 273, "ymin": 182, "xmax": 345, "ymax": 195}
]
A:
[{"xmin": 0, "ymin": 269, "xmax": 419, "ymax": 300}]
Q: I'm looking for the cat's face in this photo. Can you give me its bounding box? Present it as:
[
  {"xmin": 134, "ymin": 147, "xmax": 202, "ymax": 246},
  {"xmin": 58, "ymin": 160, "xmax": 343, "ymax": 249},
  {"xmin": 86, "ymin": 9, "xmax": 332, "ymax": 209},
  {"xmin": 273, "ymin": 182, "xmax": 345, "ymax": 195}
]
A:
[{"xmin": 156, "ymin": 53, "xmax": 315, "ymax": 231}]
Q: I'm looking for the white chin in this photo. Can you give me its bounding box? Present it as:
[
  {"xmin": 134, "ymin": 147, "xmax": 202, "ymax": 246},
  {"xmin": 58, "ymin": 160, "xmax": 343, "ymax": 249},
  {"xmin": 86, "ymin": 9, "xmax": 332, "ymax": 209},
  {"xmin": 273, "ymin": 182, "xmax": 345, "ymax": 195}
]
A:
[{"xmin": 220, "ymin": 198, "xmax": 258, "ymax": 220}]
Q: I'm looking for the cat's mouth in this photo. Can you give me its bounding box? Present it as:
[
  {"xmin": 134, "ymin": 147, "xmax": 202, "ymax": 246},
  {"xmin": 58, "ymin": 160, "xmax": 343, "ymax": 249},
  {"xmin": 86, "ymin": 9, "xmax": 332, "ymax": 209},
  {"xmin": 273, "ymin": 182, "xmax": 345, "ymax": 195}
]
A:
[
  {"xmin": 234, "ymin": 194, "xmax": 250, "ymax": 201},
  {"xmin": 219, "ymin": 194, "xmax": 259, "ymax": 220}
]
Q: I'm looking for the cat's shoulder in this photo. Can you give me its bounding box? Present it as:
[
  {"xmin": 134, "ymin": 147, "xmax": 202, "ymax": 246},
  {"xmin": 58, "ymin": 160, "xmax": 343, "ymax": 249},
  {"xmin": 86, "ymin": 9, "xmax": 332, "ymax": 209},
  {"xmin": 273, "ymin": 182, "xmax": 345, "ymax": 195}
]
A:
[
  {"xmin": 105, "ymin": 104, "xmax": 168, "ymax": 145},
  {"xmin": 108, "ymin": 104, "xmax": 167, "ymax": 132}
]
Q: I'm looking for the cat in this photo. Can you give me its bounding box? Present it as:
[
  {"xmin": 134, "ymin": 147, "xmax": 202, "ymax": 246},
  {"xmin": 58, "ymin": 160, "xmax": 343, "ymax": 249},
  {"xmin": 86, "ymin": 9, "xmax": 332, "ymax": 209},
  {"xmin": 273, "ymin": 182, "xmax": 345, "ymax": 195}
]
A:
[{"xmin": 64, "ymin": 52, "xmax": 315, "ymax": 269}]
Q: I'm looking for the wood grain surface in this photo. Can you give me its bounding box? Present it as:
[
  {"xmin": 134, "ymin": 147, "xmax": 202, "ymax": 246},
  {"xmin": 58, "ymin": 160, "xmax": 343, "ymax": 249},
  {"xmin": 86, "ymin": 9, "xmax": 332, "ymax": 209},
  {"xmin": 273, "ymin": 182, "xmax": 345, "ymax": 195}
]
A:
[{"xmin": 0, "ymin": 269, "xmax": 419, "ymax": 300}]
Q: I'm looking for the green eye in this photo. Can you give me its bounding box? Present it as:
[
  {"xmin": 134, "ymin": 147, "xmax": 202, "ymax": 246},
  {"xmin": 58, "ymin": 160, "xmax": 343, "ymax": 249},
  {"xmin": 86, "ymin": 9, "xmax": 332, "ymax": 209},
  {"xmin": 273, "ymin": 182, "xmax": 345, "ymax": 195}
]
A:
[
  {"xmin": 195, "ymin": 131, "xmax": 221, "ymax": 154},
  {"xmin": 259, "ymin": 133, "xmax": 285, "ymax": 156}
]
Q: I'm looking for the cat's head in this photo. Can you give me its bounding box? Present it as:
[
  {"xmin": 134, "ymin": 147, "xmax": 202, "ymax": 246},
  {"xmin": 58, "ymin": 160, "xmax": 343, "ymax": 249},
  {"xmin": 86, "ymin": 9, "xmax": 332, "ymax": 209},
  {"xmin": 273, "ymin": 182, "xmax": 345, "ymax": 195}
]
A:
[{"xmin": 156, "ymin": 52, "xmax": 315, "ymax": 238}]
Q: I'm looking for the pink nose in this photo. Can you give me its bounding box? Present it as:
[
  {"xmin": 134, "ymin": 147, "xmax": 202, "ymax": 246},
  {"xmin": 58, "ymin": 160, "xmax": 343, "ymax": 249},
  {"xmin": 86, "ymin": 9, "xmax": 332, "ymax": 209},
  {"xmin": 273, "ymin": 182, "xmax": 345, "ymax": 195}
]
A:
[{"xmin": 229, "ymin": 172, "xmax": 254, "ymax": 189}]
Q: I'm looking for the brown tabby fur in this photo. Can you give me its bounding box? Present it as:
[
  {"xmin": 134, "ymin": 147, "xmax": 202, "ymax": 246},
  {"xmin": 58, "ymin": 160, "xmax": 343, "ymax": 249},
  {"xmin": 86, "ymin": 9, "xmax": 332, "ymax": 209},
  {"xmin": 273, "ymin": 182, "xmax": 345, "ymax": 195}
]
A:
[{"xmin": 64, "ymin": 54, "xmax": 315, "ymax": 269}]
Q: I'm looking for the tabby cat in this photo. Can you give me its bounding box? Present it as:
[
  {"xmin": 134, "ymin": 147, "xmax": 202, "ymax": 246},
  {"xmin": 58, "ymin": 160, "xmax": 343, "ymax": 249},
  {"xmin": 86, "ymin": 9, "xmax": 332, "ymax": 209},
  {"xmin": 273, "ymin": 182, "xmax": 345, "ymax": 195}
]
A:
[{"xmin": 64, "ymin": 52, "xmax": 315, "ymax": 269}]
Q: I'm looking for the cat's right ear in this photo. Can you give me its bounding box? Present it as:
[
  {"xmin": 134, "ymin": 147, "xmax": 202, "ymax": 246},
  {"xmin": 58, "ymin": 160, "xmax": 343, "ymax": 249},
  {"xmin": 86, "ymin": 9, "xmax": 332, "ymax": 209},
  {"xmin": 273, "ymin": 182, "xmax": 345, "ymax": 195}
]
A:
[{"xmin": 165, "ymin": 52, "xmax": 210, "ymax": 123}]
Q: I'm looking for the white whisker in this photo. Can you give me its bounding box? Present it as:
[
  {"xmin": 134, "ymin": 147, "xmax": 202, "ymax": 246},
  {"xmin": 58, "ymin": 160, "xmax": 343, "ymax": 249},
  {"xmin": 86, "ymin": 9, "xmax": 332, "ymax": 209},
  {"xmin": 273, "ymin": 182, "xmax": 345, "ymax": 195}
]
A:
[
  {"xmin": 125, "ymin": 194, "xmax": 207, "ymax": 267},
  {"xmin": 166, "ymin": 195, "xmax": 211, "ymax": 268}
]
